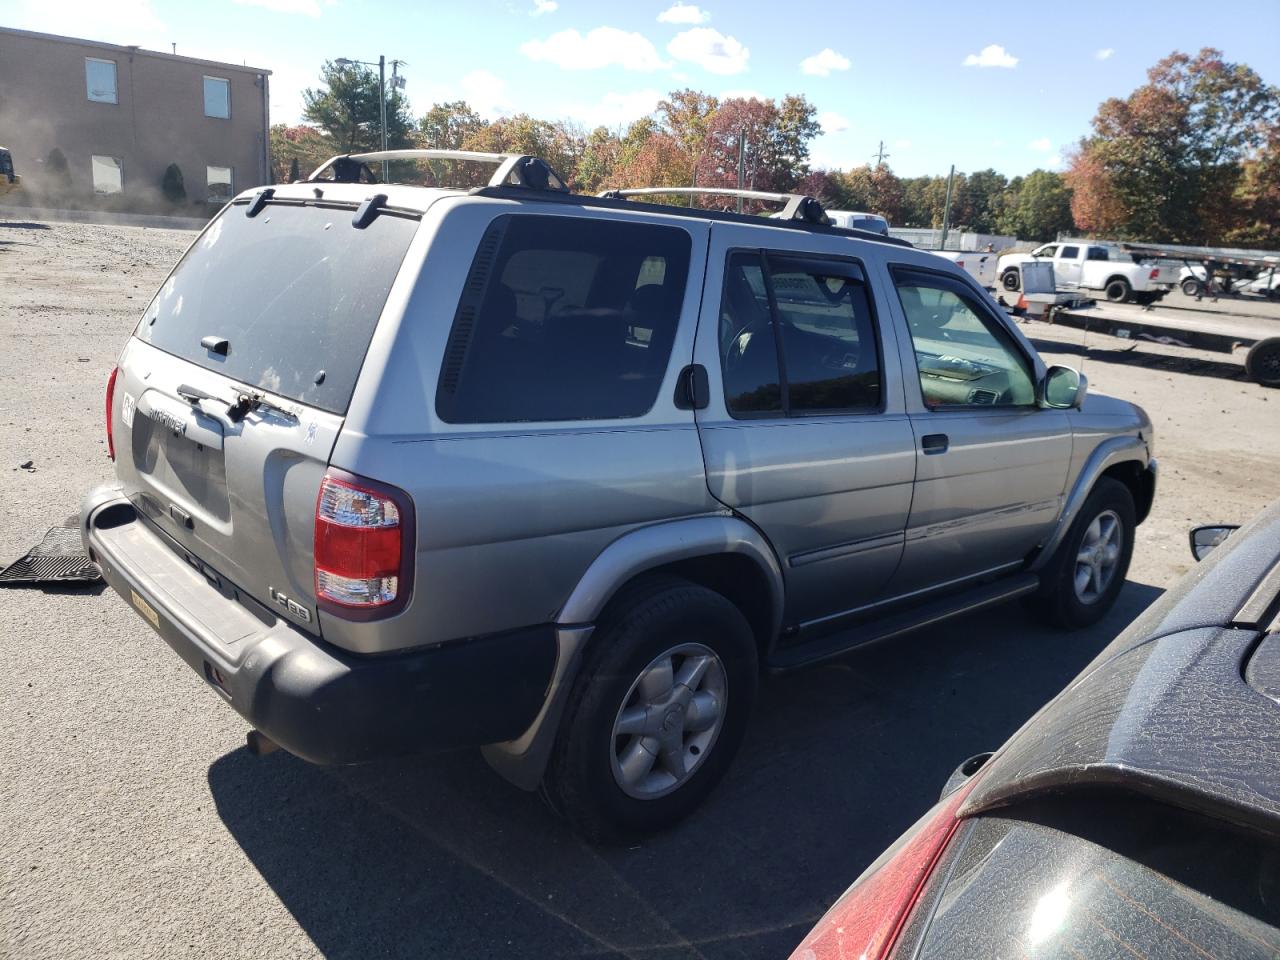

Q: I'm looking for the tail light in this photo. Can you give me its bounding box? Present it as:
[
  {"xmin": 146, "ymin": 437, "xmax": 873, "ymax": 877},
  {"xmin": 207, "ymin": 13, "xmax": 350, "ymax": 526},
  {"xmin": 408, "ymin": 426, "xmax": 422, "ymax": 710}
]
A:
[
  {"xmin": 1149, "ymin": 268, "xmax": 1160, "ymax": 280},
  {"xmin": 789, "ymin": 772, "xmax": 984, "ymax": 960},
  {"xmin": 314, "ymin": 470, "xmax": 414, "ymax": 618},
  {"xmin": 105, "ymin": 366, "xmax": 119, "ymax": 460}
]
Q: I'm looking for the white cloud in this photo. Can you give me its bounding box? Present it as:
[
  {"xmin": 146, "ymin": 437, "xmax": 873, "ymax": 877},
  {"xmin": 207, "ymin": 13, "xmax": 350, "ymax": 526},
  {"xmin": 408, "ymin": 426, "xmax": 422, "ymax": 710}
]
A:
[
  {"xmin": 232, "ymin": 0, "xmax": 322, "ymax": 15},
  {"xmin": 657, "ymin": 2, "xmax": 709, "ymax": 23},
  {"xmin": 962, "ymin": 44, "xmax": 1018, "ymax": 68},
  {"xmin": 458, "ymin": 70, "xmax": 510, "ymax": 118},
  {"xmin": 816, "ymin": 111, "xmax": 850, "ymax": 134},
  {"xmin": 521, "ymin": 27, "xmax": 668, "ymax": 71},
  {"xmin": 1047, "ymin": 153, "xmax": 1064, "ymax": 168},
  {"xmin": 11, "ymin": 0, "xmax": 167, "ymax": 47},
  {"xmin": 1094, "ymin": 47, "xmax": 1114, "ymax": 61},
  {"xmin": 800, "ymin": 48, "xmax": 850, "ymax": 77},
  {"xmin": 1028, "ymin": 136, "xmax": 1052, "ymax": 152},
  {"xmin": 667, "ymin": 27, "xmax": 749, "ymax": 75},
  {"xmin": 531, "ymin": 0, "xmax": 557, "ymax": 13},
  {"xmin": 562, "ymin": 88, "xmax": 662, "ymax": 128},
  {"xmin": 894, "ymin": 138, "xmax": 912, "ymax": 149}
]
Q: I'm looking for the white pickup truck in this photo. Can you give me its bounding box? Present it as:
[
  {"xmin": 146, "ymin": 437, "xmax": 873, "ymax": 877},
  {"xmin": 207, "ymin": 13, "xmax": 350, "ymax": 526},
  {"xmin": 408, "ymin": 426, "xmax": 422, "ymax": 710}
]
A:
[
  {"xmin": 930, "ymin": 250, "xmax": 999, "ymax": 288},
  {"xmin": 998, "ymin": 242, "xmax": 1179, "ymax": 304}
]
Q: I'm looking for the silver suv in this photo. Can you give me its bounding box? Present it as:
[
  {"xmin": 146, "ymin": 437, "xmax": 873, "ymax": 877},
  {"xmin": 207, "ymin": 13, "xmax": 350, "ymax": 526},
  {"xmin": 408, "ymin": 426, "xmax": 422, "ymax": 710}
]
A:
[{"xmin": 82, "ymin": 151, "xmax": 1157, "ymax": 840}]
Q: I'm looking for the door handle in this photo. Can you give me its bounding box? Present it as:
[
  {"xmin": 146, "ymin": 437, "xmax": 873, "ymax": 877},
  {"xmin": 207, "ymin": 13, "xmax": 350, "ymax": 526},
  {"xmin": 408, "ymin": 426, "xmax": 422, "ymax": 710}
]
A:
[{"xmin": 921, "ymin": 433, "xmax": 949, "ymax": 454}]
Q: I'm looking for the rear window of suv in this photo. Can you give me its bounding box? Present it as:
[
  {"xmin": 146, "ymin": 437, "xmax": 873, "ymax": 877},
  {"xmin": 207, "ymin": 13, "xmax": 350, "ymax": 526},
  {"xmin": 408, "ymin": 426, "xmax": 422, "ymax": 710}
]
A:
[
  {"xmin": 435, "ymin": 214, "xmax": 691, "ymax": 423},
  {"xmin": 136, "ymin": 201, "xmax": 417, "ymax": 415}
]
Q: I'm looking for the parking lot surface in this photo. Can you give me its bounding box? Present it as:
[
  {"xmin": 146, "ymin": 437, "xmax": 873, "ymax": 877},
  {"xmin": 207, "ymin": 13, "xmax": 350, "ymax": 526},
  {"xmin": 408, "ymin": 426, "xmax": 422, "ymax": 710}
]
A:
[{"xmin": 3, "ymin": 219, "xmax": 1279, "ymax": 959}]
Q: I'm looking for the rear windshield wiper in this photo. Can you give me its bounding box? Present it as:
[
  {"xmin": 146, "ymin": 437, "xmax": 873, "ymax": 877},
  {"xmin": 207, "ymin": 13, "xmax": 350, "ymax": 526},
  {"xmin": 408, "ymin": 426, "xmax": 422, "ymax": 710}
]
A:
[{"xmin": 176, "ymin": 384, "xmax": 295, "ymax": 424}]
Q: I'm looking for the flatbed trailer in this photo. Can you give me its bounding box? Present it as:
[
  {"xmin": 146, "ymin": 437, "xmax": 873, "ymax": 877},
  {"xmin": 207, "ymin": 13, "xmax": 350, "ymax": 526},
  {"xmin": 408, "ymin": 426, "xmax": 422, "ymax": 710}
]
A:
[
  {"xmin": 1120, "ymin": 242, "xmax": 1280, "ymax": 300},
  {"xmin": 1041, "ymin": 300, "xmax": 1280, "ymax": 387}
]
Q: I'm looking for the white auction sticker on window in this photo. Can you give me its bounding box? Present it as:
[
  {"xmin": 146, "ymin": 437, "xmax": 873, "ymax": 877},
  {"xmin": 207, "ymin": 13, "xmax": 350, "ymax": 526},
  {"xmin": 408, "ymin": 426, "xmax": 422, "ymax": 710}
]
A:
[{"xmin": 121, "ymin": 392, "xmax": 136, "ymax": 427}]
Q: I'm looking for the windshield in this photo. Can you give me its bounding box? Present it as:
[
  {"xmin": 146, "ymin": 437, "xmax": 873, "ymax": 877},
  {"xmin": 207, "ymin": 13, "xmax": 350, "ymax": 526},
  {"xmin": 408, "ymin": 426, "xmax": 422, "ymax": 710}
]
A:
[{"xmin": 136, "ymin": 202, "xmax": 417, "ymax": 414}]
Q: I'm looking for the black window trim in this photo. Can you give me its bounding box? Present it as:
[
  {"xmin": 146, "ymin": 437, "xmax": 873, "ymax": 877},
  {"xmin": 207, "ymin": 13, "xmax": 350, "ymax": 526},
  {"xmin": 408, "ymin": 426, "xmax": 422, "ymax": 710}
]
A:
[
  {"xmin": 889, "ymin": 263, "xmax": 1040, "ymax": 412},
  {"xmin": 720, "ymin": 247, "xmax": 887, "ymax": 421}
]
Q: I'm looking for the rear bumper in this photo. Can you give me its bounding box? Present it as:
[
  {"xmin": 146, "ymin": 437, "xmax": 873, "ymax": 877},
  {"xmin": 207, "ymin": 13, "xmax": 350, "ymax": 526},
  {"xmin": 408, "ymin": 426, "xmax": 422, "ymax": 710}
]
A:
[{"xmin": 81, "ymin": 486, "xmax": 557, "ymax": 765}]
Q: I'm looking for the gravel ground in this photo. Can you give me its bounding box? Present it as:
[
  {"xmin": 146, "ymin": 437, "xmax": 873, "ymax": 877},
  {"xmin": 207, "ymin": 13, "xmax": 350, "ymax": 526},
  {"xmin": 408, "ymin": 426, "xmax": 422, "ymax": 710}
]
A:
[{"xmin": 2, "ymin": 219, "xmax": 1278, "ymax": 960}]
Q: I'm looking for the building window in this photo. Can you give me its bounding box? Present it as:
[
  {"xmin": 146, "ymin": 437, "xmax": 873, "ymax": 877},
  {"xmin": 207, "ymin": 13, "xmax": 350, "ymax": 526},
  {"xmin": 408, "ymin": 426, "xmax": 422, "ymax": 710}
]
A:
[
  {"xmin": 206, "ymin": 166, "xmax": 233, "ymax": 203},
  {"xmin": 85, "ymin": 58, "xmax": 118, "ymax": 104},
  {"xmin": 203, "ymin": 77, "xmax": 231, "ymax": 119},
  {"xmin": 91, "ymin": 156, "xmax": 123, "ymax": 194}
]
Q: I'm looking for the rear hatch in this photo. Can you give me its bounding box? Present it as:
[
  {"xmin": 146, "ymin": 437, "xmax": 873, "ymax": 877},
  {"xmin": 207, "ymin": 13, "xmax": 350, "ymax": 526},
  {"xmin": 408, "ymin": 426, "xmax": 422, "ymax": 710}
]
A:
[{"xmin": 112, "ymin": 197, "xmax": 419, "ymax": 634}]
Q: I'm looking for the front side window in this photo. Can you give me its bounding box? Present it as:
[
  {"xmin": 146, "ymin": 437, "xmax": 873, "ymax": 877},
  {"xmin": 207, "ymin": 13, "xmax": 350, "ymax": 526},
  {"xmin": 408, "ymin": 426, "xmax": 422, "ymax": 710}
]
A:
[
  {"xmin": 203, "ymin": 76, "xmax": 230, "ymax": 119},
  {"xmin": 85, "ymin": 58, "xmax": 117, "ymax": 104},
  {"xmin": 91, "ymin": 155, "xmax": 123, "ymax": 194},
  {"xmin": 720, "ymin": 251, "xmax": 882, "ymax": 418},
  {"xmin": 1059, "ymin": 245, "xmax": 1080, "ymax": 259},
  {"xmin": 206, "ymin": 165, "xmax": 233, "ymax": 202},
  {"xmin": 894, "ymin": 268, "xmax": 1035, "ymax": 408},
  {"xmin": 1035, "ymin": 245, "xmax": 1058, "ymax": 258},
  {"xmin": 436, "ymin": 215, "xmax": 692, "ymax": 424}
]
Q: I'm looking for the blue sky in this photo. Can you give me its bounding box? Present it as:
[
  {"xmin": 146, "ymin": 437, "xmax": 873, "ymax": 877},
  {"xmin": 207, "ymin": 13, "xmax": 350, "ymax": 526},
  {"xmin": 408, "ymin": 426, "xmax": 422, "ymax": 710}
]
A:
[{"xmin": 9, "ymin": 0, "xmax": 1280, "ymax": 178}]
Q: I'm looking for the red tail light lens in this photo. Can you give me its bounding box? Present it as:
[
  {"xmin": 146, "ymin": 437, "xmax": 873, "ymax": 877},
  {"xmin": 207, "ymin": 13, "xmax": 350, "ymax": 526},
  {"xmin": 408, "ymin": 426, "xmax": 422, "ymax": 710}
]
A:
[
  {"xmin": 1149, "ymin": 268, "xmax": 1160, "ymax": 280},
  {"xmin": 789, "ymin": 774, "xmax": 983, "ymax": 960},
  {"xmin": 105, "ymin": 366, "xmax": 119, "ymax": 460},
  {"xmin": 314, "ymin": 471, "xmax": 414, "ymax": 616}
]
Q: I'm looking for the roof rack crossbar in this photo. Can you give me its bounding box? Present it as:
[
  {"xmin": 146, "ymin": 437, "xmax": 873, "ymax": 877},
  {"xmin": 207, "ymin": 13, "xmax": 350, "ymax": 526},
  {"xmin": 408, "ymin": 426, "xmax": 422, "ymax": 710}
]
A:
[
  {"xmin": 599, "ymin": 186, "xmax": 829, "ymax": 224},
  {"xmin": 306, "ymin": 150, "xmax": 569, "ymax": 192}
]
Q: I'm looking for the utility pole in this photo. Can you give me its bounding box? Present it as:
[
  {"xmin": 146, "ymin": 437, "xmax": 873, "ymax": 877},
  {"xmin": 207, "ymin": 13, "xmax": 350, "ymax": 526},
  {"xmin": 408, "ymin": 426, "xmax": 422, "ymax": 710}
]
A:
[
  {"xmin": 939, "ymin": 164, "xmax": 956, "ymax": 250},
  {"xmin": 378, "ymin": 55, "xmax": 389, "ymax": 183},
  {"xmin": 872, "ymin": 140, "xmax": 890, "ymax": 167},
  {"xmin": 736, "ymin": 130, "xmax": 746, "ymax": 214}
]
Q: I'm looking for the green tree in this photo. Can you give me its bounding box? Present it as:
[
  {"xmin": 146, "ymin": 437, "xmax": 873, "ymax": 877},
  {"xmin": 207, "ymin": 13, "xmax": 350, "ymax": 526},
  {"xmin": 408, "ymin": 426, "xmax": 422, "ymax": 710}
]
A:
[
  {"xmin": 419, "ymin": 101, "xmax": 487, "ymax": 150},
  {"xmin": 1066, "ymin": 48, "xmax": 1280, "ymax": 242},
  {"xmin": 160, "ymin": 163, "xmax": 186, "ymax": 206},
  {"xmin": 302, "ymin": 60, "xmax": 416, "ymax": 154},
  {"xmin": 957, "ymin": 168, "xmax": 1007, "ymax": 233},
  {"xmin": 997, "ymin": 169, "xmax": 1074, "ymax": 240}
]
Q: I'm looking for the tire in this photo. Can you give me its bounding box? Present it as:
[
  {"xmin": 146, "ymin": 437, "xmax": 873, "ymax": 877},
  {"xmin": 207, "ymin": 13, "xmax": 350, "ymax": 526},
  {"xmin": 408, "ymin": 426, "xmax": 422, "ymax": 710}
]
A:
[
  {"xmin": 1001, "ymin": 269, "xmax": 1021, "ymax": 292},
  {"xmin": 1030, "ymin": 477, "xmax": 1136, "ymax": 629},
  {"xmin": 1245, "ymin": 337, "xmax": 1280, "ymax": 388},
  {"xmin": 1181, "ymin": 277, "xmax": 1201, "ymax": 297},
  {"xmin": 542, "ymin": 577, "xmax": 758, "ymax": 842},
  {"xmin": 1104, "ymin": 278, "xmax": 1132, "ymax": 303}
]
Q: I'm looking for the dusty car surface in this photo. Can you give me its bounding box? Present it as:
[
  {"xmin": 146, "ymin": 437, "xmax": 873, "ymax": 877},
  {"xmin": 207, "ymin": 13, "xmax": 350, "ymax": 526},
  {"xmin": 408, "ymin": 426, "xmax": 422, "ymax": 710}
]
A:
[
  {"xmin": 790, "ymin": 500, "xmax": 1280, "ymax": 960},
  {"xmin": 82, "ymin": 150, "xmax": 1156, "ymax": 839}
]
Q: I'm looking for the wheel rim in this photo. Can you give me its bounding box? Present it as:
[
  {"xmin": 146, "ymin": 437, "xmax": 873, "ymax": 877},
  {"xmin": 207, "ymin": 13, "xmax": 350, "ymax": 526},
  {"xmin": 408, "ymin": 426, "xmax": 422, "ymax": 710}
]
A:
[
  {"xmin": 610, "ymin": 643, "xmax": 728, "ymax": 800},
  {"xmin": 1002, "ymin": 272, "xmax": 1018, "ymax": 290},
  {"xmin": 1073, "ymin": 509, "xmax": 1124, "ymax": 604}
]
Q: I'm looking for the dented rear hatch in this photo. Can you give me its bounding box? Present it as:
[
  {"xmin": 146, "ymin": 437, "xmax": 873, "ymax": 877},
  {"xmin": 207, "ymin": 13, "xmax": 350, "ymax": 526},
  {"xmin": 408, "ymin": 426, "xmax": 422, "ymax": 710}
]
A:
[{"xmin": 112, "ymin": 196, "xmax": 419, "ymax": 635}]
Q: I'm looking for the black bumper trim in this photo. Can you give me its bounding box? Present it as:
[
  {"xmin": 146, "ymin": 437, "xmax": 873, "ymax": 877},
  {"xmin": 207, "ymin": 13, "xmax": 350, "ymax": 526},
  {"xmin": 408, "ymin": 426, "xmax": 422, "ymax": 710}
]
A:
[{"xmin": 83, "ymin": 488, "xmax": 557, "ymax": 764}]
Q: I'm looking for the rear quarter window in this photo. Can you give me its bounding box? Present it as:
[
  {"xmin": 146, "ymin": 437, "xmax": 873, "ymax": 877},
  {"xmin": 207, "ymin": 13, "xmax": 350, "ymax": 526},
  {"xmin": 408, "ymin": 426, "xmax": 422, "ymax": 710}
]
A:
[
  {"xmin": 435, "ymin": 214, "xmax": 692, "ymax": 424},
  {"xmin": 136, "ymin": 202, "xmax": 418, "ymax": 415}
]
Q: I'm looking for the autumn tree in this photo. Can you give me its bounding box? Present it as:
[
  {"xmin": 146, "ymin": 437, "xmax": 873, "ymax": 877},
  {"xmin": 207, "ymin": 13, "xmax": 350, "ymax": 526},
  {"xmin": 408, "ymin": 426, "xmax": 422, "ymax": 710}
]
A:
[
  {"xmin": 657, "ymin": 89, "xmax": 718, "ymax": 164},
  {"xmin": 302, "ymin": 61, "xmax": 416, "ymax": 154},
  {"xmin": 694, "ymin": 95, "xmax": 820, "ymax": 207},
  {"xmin": 1066, "ymin": 48, "xmax": 1280, "ymax": 243},
  {"xmin": 269, "ymin": 123, "xmax": 335, "ymax": 183},
  {"xmin": 419, "ymin": 101, "xmax": 487, "ymax": 150}
]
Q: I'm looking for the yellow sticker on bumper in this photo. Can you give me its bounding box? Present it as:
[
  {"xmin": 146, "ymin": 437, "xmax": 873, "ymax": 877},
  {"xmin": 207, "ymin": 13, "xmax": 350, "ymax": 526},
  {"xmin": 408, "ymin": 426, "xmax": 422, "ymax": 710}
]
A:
[{"xmin": 131, "ymin": 589, "xmax": 160, "ymax": 629}]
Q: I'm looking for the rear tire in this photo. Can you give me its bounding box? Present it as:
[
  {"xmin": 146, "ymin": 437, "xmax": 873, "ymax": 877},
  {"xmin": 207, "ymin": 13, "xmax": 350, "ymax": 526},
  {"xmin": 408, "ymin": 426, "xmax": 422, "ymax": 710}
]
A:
[
  {"xmin": 1001, "ymin": 269, "xmax": 1021, "ymax": 292},
  {"xmin": 542, "ymin": 577, "xmax": 757, "ymax": 842},
  {"xmin": 1030, "ymin": 478, "xmax": 1136, "ymax": 629},
  {"xmin": 1181, "ymin": 277, "xmax": 1202, "ymax": 297},
  {"xmin": 1105, "ymin": 278, "xmax": 1132, "ymax": 303},
  {"xmin": 1246, "ymin": 337, "xmax": 1280, "ymax": 388}
]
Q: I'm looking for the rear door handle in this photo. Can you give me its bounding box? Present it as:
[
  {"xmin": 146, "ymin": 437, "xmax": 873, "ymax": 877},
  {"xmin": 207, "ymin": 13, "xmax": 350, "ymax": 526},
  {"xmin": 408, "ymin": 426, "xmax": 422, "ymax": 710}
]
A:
[{"xmin": 921, "ymin": 433, "xmax": 949, "ymax": 454}]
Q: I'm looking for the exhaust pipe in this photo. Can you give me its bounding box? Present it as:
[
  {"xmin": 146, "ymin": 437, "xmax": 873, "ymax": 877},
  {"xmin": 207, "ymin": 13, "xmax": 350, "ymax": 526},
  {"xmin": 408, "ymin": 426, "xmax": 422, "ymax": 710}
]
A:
[{"xmin": 245, "ymin": 730, "xmax": 280, "ymax": 756}]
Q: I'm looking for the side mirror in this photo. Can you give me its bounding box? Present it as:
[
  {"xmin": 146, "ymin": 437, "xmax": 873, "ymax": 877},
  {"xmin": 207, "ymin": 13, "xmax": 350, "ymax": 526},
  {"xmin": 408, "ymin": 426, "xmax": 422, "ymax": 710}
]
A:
[
  {"xmin": 1040, "ymin": 365, "xmax": 1087, "ymax": 409},
  {"xmin": 1190, "ymin": 525, "xmax": 1238, "ymax": 561}
]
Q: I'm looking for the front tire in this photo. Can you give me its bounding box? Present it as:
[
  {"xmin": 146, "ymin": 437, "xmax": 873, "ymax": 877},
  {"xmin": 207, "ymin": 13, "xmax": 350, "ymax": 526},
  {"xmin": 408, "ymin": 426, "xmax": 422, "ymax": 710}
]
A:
[
  {"xmin": 1105, "ymin": 278, "xmax": 1133, "ymax": 303},
  {"xmin": 542, "ymin": 578, "xmax": 757, "ymax": 842},
  {"xmin": 1246, "ymin": 337, "xmax": 1280, "ymax": 387},
  {"xmin": 1031, "ymin": 478, "xmax": 1136, "ymax": 629}
]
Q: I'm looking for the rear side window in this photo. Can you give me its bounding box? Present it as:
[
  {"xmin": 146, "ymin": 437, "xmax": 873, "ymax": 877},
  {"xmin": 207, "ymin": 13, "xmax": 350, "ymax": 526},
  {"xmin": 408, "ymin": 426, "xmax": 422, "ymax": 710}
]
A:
[
  {"xmin": 137, "ymin": 202, "xmax": 417, "ymax": 414},
  {"xmin": 436, "ymin": 214, "xmax": 691, "ymax": 423},
  {"xmin": 719, "ymin": 251, "xmax": 882, "ymax": 418}
]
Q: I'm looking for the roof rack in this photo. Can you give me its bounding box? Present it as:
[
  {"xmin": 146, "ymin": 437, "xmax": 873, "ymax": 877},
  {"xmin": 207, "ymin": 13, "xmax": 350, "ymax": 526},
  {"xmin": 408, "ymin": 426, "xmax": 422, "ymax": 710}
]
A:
[
  {"xmin": 598, "ymin": 186, "xmax": 830, "ymax": 224},
  {"xmin": 306, "ymin": 149, "xmax": 569, "ymax": 192}
]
